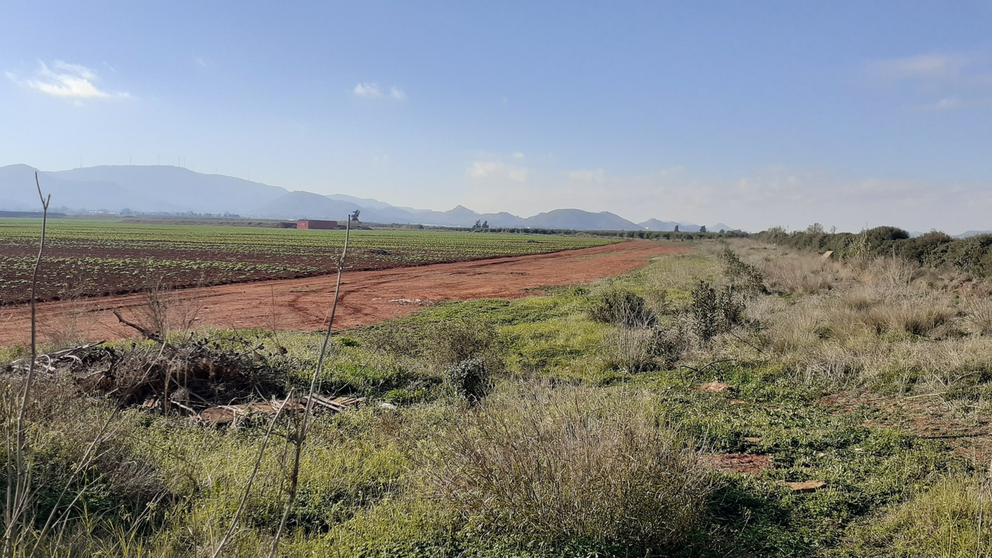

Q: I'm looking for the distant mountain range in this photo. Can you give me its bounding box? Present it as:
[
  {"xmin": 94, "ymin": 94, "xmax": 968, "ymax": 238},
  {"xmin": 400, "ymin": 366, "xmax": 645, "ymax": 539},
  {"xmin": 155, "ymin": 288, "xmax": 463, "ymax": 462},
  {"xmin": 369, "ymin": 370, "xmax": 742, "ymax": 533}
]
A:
[{"xmin": 0, "ymin": 164, "xmax": 732, "ymax": 232}]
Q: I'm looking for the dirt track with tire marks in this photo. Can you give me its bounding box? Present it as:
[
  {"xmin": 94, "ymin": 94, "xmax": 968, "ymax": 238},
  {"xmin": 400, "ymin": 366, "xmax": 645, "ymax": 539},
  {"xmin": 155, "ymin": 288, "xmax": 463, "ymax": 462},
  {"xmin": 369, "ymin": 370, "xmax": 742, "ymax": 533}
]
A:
[{"xmin": 0, "ymin": 240, "xmax": 686, "ymax": 347}]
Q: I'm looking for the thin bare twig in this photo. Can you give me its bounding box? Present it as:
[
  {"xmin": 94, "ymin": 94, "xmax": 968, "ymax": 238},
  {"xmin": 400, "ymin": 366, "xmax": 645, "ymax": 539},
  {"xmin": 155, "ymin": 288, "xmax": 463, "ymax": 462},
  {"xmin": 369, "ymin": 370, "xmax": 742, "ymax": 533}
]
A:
[
  {"xmin": 211, "ymin": 397, "xmax": 290, "ymax": 558},
  {"xmin": 269, "ymin": 217, "xmax": 351, "ymax": 556},
  {"xmin": 4, "ymin": 173, "xmax": 50, "ymax": 556},
  {"xmin": 113, "ymin": 310, "xmax": 164, "ymax": 343}
]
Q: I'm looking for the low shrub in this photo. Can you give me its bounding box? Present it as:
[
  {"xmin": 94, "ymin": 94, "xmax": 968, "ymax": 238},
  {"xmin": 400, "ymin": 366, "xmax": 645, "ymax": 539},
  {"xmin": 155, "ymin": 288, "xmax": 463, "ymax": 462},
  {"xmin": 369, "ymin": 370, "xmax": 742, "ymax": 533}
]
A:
[
  {"xmin": 424, "ymin": 384, "xmax": 714, "ymax": 553},
  {"xmin": 423, "ymin": 316, "xmax": 503, "ymax": 372},
  {"xmin": 588, "ymin": 288, "xmax": 657, "ymax": 328},
  {"xmin": 690, "ymin": 280, "xmax": 747, "ymax": 344},
  {"xmin": 444, "ymin": 358, "xmax": 492, "ymax": 402},
  {"xmin": 600, "ymin": 327, "xmax": 658, "ymax": 373},
  {"xmin": 720, "ymin": 247, "xmax": 766, "ymax": 295}
]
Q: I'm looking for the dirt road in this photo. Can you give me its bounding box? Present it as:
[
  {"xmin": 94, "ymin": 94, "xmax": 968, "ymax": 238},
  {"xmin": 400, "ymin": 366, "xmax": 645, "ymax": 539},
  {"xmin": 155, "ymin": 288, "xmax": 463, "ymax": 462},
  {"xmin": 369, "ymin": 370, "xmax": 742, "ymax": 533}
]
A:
[{"xmin": 0, "ymin": 240, "xmax": 685, "ymax": 347}]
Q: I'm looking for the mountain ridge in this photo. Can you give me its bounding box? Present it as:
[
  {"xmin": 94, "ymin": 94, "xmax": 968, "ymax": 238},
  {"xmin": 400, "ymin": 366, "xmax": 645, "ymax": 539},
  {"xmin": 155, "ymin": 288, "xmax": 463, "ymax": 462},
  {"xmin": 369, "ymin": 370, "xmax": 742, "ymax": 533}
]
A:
[{"xmin": 0, "ymin": 164, "xmax": 729, "ymax": 232}]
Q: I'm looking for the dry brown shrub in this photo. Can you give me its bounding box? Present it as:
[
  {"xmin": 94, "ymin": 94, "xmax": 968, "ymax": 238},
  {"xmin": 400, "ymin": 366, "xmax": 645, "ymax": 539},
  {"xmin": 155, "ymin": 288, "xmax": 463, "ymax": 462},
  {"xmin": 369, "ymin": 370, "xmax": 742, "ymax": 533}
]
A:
[
  {"xmin": 600, "ymin": 326, "xmax": 658, "ymax": 372},
  {"xmin": 964, "ymin": 298, "xmax": 992, "ymax": 336},
  {"xmin": 39, "ymin": 283, "xmax": 90, "ymax": 349},
  {"xmin": 424, "ymin": 382, "xmax": 714, "ymax": 551},
  {"xmin": 757, "ymin": 252, "xmax": 838, "ymax": 295},
  {"xmin": 864, "ymin": 256, "xmax": 920, "ymax": 289},
  {"xmin": 880, "ymin": 297, "xmax": 953, "ymax": 336}
]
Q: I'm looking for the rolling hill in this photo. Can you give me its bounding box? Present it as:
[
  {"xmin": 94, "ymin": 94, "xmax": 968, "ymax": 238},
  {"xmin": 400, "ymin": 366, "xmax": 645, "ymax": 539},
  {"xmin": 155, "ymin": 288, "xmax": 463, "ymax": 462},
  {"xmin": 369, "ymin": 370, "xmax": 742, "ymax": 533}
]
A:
[{"xmin": 0, "ymin": 164, "xmax": 730, "ymax": 232}]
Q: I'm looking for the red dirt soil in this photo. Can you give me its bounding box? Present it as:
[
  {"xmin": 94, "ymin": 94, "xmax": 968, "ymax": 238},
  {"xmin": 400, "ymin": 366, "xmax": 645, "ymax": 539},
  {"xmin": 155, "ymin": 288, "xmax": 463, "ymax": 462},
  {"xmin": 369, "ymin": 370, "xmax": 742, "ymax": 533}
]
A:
[{"xmin": 0, "ymin": 240, "xmax": 686, "ymax": 347}]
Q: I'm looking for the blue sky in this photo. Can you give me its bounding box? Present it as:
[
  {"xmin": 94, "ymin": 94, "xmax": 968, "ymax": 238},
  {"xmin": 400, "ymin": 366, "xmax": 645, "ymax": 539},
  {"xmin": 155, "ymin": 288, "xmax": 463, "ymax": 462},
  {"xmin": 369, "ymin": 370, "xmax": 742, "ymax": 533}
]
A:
[{"xmin": 2, "ymin": 1, "xmax": 991, "ymax": 232}]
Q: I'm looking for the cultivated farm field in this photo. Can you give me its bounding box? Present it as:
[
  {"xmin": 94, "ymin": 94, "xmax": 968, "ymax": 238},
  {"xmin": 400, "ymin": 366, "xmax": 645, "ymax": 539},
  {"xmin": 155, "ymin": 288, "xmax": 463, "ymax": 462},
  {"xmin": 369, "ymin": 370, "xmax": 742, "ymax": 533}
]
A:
[{"xmin": 0, "ymin": 219, "xmax": 614, "ymax": 305}]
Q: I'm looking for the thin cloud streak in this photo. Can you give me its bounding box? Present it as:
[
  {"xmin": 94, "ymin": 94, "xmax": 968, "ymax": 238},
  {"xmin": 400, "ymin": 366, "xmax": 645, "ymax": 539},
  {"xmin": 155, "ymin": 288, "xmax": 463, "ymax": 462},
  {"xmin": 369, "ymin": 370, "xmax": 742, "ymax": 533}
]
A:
[
  {"xmin": 867, "ymin": 53, "xmax": 973, "ymax": 80},
  {"xmin": 467, "ymin": 161, "xmax": 527, "ymax": 182},
  {"xmin": 353, "ymin": 82, "xmax": 406, "ymax": 100},
  {"xmin": 866, "ymin": 52, "xmax": 992, "ymax": 111},
  {"xmin": 6, "ymin": 60, "xmax": 129, "ymax": 100}
]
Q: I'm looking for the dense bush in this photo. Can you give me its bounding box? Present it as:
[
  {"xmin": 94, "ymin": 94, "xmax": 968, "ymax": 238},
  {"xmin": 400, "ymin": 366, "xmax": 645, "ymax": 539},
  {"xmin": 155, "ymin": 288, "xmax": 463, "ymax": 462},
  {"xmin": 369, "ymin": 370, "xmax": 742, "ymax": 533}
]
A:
[
  {"xmin": 690, "ymin": 280, "xmax": 747, "ymax": 344},
  {"xmin": 719, "ymin": 247, "xmax": 766, "ymax": 295},
  {"xmin": 443, "ymin": 358, "xmax": 492, "ymax": 402}
]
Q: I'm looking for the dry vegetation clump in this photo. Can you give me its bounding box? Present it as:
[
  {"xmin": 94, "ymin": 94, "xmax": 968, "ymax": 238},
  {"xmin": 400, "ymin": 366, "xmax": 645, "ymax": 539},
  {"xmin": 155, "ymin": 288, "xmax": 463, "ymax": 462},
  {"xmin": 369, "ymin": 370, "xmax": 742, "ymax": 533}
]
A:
[
  {"xmin": 754, "ymin": 249, "xmax": 840, "ymax": 295},
  {"xmin": 838, "ymin": 475, "xmax": 992, "ymax": 557},
  {"xmin": 964, "ymin": 297, "xmax": 992, "ymax": 336},
  {"xmin": 0, "ymin": 380, "xmax": 168, "ymax": 550},
  {"xmin": 599, "ymin": 326, "xmax": 661, "ymax": 373},
  {"xmin": 423, "ymin": 383, "xmax": 714, "ymax": 552},
  {"xmin": 39, "ymin": 283, "xmax": 90, "ymax": 349},
  {"xmin": 703, "ymin": 241, "xmax": 992, "ymax": 405}
]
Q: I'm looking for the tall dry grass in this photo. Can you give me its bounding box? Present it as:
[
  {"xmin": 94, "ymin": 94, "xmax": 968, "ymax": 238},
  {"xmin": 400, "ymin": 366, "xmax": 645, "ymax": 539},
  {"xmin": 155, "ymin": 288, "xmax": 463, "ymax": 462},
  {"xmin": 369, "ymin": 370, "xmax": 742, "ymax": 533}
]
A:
[
  {"xmin": 423, "ymin": 382, "xmax": 714, "ymax": 552},
  {"xmin": 721, "ymin": 240, "xmax": 992, "ymax": 399}
]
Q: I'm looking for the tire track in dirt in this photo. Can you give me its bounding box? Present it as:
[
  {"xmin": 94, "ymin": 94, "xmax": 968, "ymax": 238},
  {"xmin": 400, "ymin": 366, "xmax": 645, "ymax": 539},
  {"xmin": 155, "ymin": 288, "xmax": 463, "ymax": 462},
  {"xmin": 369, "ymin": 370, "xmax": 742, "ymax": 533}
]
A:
[{"xmin": 0, "ymin": 240, "xmax": 686, "ymax": 347}]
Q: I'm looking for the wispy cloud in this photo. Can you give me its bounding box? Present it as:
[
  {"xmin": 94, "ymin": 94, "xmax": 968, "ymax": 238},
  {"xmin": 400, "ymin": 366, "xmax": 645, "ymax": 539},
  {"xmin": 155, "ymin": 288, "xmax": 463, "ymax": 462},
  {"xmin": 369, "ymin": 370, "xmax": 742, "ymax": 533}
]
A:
[
  {"xmin": 353, "ymin": 82, "xmax": 406, "ymax": 100},
  {"xmin": 865, "ymin": 52, "xmax": 992, "ymax": 111},
  {"xmin": 6, "ymin": 60, "xmax": 129, "ymax": 100},
  {"xmin": 467, "ymin": 161, "xmax": 527, "ymax": 182},
  {"xmin": 568, "ymin": 168, "xmax": 606, "ymax": 184},
  {"xmin": 353, "ymin": 82, "xmax": 383, "ymax": 98},
  {"xmin": 194, "ymin": 56, "xmax": 209, "ymax": 67},
  {"xmin": 867, "ymin": 53, "xmax": 973, "ymax": 81}
]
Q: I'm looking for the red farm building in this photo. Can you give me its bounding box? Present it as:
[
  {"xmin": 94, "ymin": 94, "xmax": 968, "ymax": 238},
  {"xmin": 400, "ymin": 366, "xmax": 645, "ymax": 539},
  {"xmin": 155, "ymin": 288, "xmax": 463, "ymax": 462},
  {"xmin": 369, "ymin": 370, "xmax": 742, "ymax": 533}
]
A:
[{"xmin": 296, "ymin": 219, "xmax": 341, "ymax": 230}]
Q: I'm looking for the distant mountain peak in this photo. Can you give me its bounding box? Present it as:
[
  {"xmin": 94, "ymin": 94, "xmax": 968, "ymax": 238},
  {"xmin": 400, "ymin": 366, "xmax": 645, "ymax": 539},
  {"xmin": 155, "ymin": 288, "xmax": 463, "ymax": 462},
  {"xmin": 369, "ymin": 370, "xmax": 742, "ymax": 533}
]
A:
[{"xmin": 0, "ymin": 163, "xmax": 728, "ymax": 232}]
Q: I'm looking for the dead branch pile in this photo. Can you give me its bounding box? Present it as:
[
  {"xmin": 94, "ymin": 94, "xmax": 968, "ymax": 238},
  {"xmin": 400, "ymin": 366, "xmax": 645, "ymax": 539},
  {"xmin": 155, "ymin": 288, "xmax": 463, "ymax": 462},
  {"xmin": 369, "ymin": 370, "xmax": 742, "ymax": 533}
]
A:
[{"xmin": 3, "ymin": 336, "xmax": 290, "ymax": 413}]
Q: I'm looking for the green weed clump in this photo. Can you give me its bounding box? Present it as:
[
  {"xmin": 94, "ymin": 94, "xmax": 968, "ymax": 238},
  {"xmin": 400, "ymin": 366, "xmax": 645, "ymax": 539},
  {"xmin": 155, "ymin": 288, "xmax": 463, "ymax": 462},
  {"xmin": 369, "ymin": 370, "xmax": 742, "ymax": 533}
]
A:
[
  {"xmin": 0, "ymin": 381, "xmax": 167, "ymax": 552},
  {"xmin": 690, "ymin": 280, "xmax": 748, "ymax": 344}
]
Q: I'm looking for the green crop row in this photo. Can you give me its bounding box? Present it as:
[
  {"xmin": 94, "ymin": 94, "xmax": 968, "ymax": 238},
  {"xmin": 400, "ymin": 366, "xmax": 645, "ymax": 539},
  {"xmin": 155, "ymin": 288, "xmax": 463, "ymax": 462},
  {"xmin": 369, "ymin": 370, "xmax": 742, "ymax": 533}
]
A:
[{"xmin": 0, "ymin": 219, "xmax": 616, "ymax": 304}]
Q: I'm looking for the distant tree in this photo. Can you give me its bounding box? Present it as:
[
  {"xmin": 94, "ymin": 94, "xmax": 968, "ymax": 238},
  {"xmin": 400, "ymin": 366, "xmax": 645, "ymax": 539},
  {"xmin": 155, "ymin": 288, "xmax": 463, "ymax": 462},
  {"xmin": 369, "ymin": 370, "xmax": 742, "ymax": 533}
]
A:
[
  {"xmin": 350, "ymin": 209, "xmax": 361, "ymax": 222},
  {"xmin": 719, "ymin": 229, "xmax": 725, "ymax": 234},
  {"xmin": 699, "ymin": 225, "xmax": 707, "ymax": 233},
  {"xmin": 674, "ymin": 224, "xmax": 680, "ymax": 233},
  {"xmin": 473, "ymin": 219, "xmax": 482, "ymax": 229},
  {"xmin": 482, "ymin": 220, "xmax": 489, "ymax": 229}
]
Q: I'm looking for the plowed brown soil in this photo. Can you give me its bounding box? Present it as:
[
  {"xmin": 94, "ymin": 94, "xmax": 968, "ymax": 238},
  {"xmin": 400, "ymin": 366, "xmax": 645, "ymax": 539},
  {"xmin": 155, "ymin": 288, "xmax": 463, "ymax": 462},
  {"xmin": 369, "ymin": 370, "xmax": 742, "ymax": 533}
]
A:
[{"xmin": 0, "ymin": 240, "xmax": 685, "ymax": 347}]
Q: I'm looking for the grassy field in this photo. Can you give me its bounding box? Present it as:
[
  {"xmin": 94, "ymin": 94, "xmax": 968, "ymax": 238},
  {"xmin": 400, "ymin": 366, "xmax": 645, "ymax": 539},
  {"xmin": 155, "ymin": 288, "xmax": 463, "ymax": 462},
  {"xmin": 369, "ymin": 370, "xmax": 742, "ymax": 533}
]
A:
[
  {"xmin": 2, "ymin": 238, "xmax": 992, "ymax": 556},
  {"xmin": 0, "ymin": 219, "xmax": 614, "ymax": 304}
]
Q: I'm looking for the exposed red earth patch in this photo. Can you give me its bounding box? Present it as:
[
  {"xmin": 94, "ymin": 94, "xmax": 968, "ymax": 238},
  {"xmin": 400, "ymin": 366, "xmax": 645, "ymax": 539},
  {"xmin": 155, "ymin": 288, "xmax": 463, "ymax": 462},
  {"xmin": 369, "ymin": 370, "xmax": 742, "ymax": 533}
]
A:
[
  {"xmin": 0, "ymin": 240, "xmax": 686, "ymax": 347},
  {"xmin": 710, "ymin": 453, "xmax": 774, "ymax": 475},
  {"xmin": 697, "ymin": 381, "xmax": 732, "ymax": 394}
]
